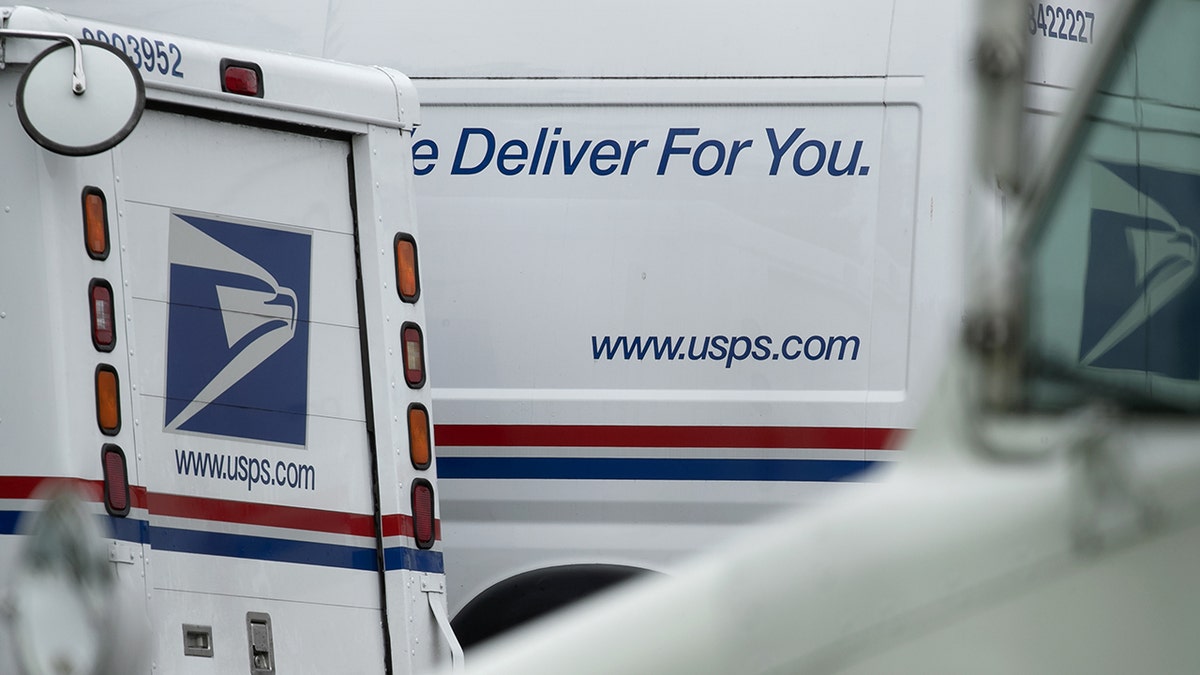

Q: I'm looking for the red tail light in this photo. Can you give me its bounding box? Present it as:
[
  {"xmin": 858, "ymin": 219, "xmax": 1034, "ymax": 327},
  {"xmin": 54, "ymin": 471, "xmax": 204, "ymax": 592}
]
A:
[
  {"xmin": 411, "ymin": 479, "xmax": 435, "ymax": 549},
  {"xmin": 89, "ymin": 279, "xmax": 116, "ymax": 352},
  {"xmin": 401, "ymin": 323, "xmax": 425, "ymax": 388},
  {"xmin": 102, "ymin": 444, "xmax": 130, "ymax": 517},
  {"xmin": 220, "ymin": 59, "xmax": 263, "ymax": 97}
]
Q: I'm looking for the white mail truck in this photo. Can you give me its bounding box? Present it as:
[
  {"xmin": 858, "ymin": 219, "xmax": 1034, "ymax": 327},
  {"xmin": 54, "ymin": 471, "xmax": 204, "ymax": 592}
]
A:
[
  {"xmin": 0, "ymin": 7, "xmax": 458, "ymax": 673},
  {"xmin": 444, "ymin": 0, "xmax": 1200, "ymax": 671}
]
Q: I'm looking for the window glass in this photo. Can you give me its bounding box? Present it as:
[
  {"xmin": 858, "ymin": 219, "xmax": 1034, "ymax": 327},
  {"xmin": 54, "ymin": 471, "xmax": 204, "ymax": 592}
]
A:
[{"xmin": 1022, "ymin": 0, "xmax": 1200, "ymax": 411}]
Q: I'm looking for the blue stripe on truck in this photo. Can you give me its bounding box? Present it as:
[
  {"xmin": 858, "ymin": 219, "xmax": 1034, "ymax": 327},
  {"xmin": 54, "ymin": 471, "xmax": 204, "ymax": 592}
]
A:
[
  {"xmin": 437, "ymin": 457, "xmax": 881, "ymax": 482},
  {"xmin": 1, "ymin": 510, "xmax": 443, "ymax": 573}
]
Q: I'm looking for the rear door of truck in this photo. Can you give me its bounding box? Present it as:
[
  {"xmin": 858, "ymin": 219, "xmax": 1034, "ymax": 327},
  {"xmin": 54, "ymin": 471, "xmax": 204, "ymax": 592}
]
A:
[{"xmin": 117, "ymin": 107, "xmax": 393, "ymax": 672}]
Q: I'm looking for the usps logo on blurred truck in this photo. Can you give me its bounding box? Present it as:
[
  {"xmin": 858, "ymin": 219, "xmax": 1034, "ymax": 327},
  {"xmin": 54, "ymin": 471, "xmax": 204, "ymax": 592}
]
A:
[
  {"xmin": 164, "ymin": 212, "xmax": 312, "ymax": 445},
  {"xmin": 1081, "ymin": 161, "xmax": 1200, "ymax": 380}
]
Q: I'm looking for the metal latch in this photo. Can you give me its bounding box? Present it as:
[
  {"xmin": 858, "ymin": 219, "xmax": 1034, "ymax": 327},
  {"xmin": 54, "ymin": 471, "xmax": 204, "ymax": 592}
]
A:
[
  {"xmin": 183, "ymin": 624, "xmax": 214, "ymax": 658},
  {"xmin": 247, "ymin": 612, "xmax": 275, "ymax": 674}
]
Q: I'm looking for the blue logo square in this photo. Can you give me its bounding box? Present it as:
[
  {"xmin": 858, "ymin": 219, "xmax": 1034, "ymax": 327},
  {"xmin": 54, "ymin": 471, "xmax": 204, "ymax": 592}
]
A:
[
  {"xmin": 164, "ymin": 213, "xmax": 312, "ymax": 445},
  {"xmin": 1080, "ymin": 161, "xmax": 1200, "ymax": 380}
]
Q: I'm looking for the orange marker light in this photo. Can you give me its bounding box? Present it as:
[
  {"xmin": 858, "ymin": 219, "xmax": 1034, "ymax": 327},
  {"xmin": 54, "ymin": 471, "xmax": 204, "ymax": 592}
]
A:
[
  {"xmin": 394, "ymin": 233, "xmax": 420, "ymax": 303},
  {"xmin": 96, "ymin": 365, "xmax": 120, "ymax": 435},
  {"xmin": 82, "ymin": 187, "xmax": 109, "ymax": 260},
  {"xmin": 408, "ymin": 404, "xmax": 431, "ymax": 469}
]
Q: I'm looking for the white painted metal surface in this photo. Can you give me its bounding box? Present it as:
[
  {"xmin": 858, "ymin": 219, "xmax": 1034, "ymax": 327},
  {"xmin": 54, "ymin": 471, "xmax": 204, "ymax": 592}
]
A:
[{"xmin": 397, "ymin": 1, "xmax": 979, "ymax": 630}]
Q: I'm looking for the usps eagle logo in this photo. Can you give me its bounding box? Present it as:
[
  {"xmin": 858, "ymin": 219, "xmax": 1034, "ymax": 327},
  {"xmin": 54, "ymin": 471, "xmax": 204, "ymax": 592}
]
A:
[
  {"xmin": 1080, "ymin": 161, "xmax": 1200, "ymax": 379},
  {"xmin": 164, "ymin": 213, "xmax": 312, "ymax": 445}
]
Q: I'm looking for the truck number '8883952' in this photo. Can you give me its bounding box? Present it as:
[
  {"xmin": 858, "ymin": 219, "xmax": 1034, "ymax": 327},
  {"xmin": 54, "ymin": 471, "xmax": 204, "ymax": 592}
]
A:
[{"xmin": 81, "ymin": 26, "xmax": 184, "ymax": 77}]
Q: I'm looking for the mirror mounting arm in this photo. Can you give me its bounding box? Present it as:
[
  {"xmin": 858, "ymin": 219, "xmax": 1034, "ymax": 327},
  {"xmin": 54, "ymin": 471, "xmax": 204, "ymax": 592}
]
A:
[{"xmin": 0, "ymin": 30, "xmax": 85, "ymax": 94}]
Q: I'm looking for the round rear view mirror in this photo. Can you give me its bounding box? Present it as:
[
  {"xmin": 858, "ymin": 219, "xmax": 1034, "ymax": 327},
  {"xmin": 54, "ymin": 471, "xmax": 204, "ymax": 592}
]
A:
[{"xmin": 16, "ymin": 40, "xmax": 145, "ymax": 156}]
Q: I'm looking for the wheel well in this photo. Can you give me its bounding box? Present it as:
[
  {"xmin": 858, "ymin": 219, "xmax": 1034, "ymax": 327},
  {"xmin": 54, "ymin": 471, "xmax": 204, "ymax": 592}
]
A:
[{"xmin": 451, "ymin": 564, "xmax": 655, "ymax": 650}]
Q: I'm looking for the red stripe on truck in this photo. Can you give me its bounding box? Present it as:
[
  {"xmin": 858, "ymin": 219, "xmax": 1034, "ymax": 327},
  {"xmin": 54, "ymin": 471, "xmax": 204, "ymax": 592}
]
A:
[{"xmin": 434, "ymin": 424, "xmax": 906, "ymax": 450}]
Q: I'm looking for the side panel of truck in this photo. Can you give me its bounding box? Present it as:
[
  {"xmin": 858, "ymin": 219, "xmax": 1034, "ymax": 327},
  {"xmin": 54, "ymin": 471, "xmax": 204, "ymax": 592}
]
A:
[
  {"xmin": 409, "ymin": 79, "xmax": 926, "ymax": 615},
  {"xmin": 387, "ymin": 3, "xmax": 978, "ymax": 632}
]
